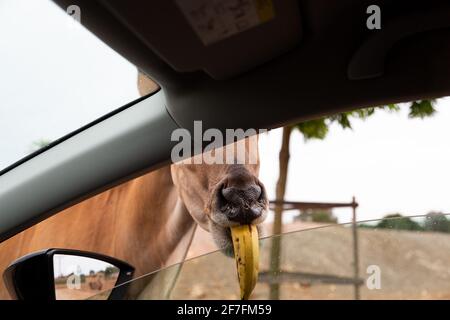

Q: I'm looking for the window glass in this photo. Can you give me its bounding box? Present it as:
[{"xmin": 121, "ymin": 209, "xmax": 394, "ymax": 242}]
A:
[
  {"xmin": 0, "ymin": 0, "xmax": 157, "ymax": 170},
  {"xmin": 96, "ymin": 214, "xmax": 450, "ymax": 300}
]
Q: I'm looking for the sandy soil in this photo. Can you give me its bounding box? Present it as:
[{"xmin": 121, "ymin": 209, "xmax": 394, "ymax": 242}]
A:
[
  {"xmin": 55, "ymin": 278, "xmax": 117, "ymax": 300},
  {"xmin": 166, "ymin": 223, "xmax": 450, "ymax": 300},
  {"xmin": 186, "ymin": 220, "xmax": 326, "ymax": 259}
]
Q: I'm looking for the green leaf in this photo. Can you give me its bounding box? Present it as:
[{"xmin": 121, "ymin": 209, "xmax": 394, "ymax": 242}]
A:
[
  {"xmin": 329, "ymin": 113, "xmax": 352, "ymax": 129},
  {"xmin": 293, "ymin": 100, "xmax": 436, "ymax": 141},
  {"xmin": 408, "ymin": 100, "xmax": 436, "ymax": 118},
  {"xmin": 295, "ymin": 118, "xmax": 329, "ymax": 140},
  {"xmin": 386, "ymin": 104, "xmax": 400, "ymax": 112},
  {"xmin": 354, "ymin": 107, "xmax": 376, "ymax": 118},
  {"xmin": 29, "ymin": 138, "xmax": 52, "ymax": 153}
]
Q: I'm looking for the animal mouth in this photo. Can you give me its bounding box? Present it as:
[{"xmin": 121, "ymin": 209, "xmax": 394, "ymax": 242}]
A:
[
  {"xmin": 210, "ymin": 199, "xmax": 267, "ymax": 226},
  {"xmin": 209, "ymin": 219, "xmax": 265, "ymax": 257}
]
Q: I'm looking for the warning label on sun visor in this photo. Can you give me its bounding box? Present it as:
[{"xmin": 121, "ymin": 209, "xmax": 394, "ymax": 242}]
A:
[{"xmin": 176, "ymin": 0, "xmax": 275, "ymax": 46}]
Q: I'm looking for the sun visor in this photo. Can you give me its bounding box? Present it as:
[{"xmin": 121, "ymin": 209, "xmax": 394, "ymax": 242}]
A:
[{"xmin": 99, "ymin": 0, "xmax": 302, "ymax": 79}]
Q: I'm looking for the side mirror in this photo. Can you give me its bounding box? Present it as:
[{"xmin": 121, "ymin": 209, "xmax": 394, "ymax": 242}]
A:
[{"xmin": 3, "ymin": 248, "xmax": 134, "ymax": 300}]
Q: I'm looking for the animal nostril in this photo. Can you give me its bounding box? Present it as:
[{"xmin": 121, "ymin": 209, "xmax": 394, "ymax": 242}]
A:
[
  {"xmin": 221, "ymin": 185, "xmax": 262, "ymax": 204},
  {"xmin": 221, "ymin": 187, "xmax": 234, "ymax": 203}
]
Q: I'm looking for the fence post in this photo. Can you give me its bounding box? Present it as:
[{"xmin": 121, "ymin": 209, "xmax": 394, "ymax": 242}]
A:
[{"xmin": 352, "ymin": 196, "xmax": 360, "ymax": 300}]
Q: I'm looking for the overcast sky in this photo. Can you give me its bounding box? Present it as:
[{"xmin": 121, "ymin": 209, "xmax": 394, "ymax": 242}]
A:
[
  {"xmin": 0, "ymin": 0, "xmax": 140, "ymax": 169},
  {"xmin": 1, "ymin": 0, "xmax": 450, "ymax": 224},
  {"xmin": 53, "ymin": 254, "xmax": 115, "ymax": 277}
]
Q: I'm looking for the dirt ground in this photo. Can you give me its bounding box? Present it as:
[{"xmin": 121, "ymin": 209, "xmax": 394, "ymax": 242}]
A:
[
  {"xmin": 55, "ymin": 278, "xmax": 117, "ymax": 300},
  {"xmin": 167, "ymin": 222, "xmax": 450, "ymax": 299},
  {"xmin": 186, "ymin": 220, "xmax": 325, "ymax": 259}
]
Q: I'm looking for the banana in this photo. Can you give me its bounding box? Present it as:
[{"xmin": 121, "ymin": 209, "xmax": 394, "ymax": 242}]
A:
[{"xmin": 230, "ymin": 224, "xmax": 259, "ymax": 300}]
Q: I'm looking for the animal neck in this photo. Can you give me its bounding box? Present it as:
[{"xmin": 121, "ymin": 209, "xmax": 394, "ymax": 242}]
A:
[{"xmin": 121, "ymin": 166, "xmax": 196, "ymax": 277}]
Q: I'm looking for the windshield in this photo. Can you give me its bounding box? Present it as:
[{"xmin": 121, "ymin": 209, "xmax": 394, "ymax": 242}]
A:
[
  {"xmin": 92, "ymin": 213, "xmax": 450, "ymax": 300},
  {"xmin": 0, "ymin": 0, "xmax": 157, "ymax": 171}
]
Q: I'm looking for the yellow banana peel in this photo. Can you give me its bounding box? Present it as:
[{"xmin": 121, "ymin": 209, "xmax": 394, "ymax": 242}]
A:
[{"xmin": 230, "ymin": 224, "xmax": 259, "ymax": 300}]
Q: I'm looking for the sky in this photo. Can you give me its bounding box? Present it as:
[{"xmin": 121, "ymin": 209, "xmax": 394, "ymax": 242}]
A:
[
  {"xmin": 53, "ymin": 254, "xmax": 116, "ymax": 277},
  {"xmin": 0, "ymin": 0, "xmax": 140, "ymax": 169},
  {"xmin": 1, "ymin": 0, "xmax": 450, "ymax": 225}
]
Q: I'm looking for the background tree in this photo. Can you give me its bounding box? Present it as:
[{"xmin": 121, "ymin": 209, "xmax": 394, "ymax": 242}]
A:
[
  {"xmin": 374, "ymin": 213, "xmax": 423, "ymax": 231},
  {"xmin": 29, "ymin": 138, "xmax": 52, "ymax": 154},
  {"xmin": 424, "ymin": 212, "xmax": 450, "ymax": 233},
  {"xmin": 104, "ymin": 266, "xmax": 120, "ymax": 279},
  {"xmin": 269, "ymin": 100, "xmax": 436, "ymax": 299}
]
